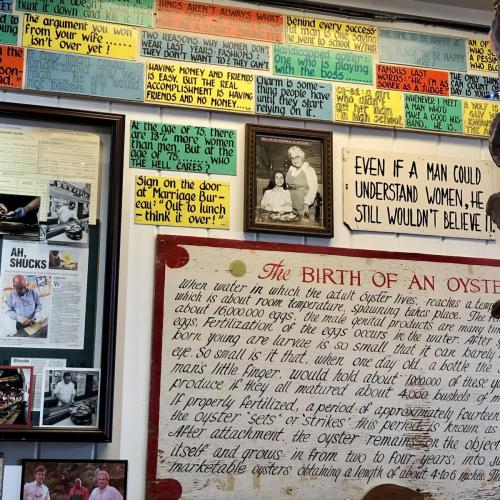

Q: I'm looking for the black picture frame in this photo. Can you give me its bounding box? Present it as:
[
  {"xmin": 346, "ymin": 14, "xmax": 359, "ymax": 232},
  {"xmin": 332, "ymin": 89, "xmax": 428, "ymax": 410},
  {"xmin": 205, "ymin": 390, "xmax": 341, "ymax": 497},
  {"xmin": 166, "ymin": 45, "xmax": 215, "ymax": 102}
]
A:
[
  {"xmin": 245, "ymin": 124, "xmax": 333, "ymax": 237},
  {"xmin": 21, "ymin": 459, "xmax": 128, "ymax": 499},
  {"xmin": 0, "ymin": 102, "xmax": 124, "ymax": 441}
]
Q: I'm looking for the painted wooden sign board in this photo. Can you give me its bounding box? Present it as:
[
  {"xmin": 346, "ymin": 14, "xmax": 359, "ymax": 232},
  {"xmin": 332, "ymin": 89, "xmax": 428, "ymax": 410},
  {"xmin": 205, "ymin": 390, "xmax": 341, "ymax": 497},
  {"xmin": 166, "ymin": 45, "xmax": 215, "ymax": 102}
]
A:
[
  {"xmin": 147, "ymin": 235, "xmax": 500, "ymax": 500},
  {"xmin": 343, "ymin": 148, "xmax": 496, "ymax": 239}
]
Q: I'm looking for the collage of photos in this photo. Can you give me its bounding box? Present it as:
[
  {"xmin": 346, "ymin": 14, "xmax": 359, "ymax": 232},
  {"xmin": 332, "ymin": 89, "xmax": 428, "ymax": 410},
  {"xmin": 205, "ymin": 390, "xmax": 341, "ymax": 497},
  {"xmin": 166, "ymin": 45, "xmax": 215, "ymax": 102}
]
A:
[{"xmin": 21, "ymin": 460, "xmax": 127, "ymax": 499}]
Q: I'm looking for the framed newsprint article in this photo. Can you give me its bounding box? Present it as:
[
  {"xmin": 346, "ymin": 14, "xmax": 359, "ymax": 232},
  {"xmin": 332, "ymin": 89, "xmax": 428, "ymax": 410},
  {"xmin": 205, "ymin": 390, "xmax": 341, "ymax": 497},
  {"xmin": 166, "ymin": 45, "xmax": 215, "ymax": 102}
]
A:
[
  {"xmin": 148, "ymin": 235, "xmax": 500, "ymax": 500},
  {"xmin": 245, "ymin": 124, "xmax": 333, "ymax": 237},
  {"xmin": 0, "ymin": 102, "xmax": 124, "ymax": 441}
]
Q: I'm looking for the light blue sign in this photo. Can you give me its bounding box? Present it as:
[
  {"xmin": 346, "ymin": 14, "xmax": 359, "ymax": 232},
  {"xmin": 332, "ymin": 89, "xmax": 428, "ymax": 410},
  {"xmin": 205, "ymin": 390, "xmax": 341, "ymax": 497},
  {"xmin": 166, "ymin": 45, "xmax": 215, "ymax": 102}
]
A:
[
  {"xmin": 256, "ymin": 76, "xmax": 332, "ymax": 120},
  {"xmin": 380, "ymin": 29, "xmax": 467, "ymax": 72},
  {"xmin": 0, "ymin": 1, "xmax": 11, "ymax": 12},
  {"xmin": 26, "ymin": 50, "xmax": 144, "ymax": 101},
  {"xmin": 450, "ymin": 72, "xmax": 499, "ymax": 99},
  {"xmin": 141, "ymin": 30, "xmax": 269, "ymax": 71}
]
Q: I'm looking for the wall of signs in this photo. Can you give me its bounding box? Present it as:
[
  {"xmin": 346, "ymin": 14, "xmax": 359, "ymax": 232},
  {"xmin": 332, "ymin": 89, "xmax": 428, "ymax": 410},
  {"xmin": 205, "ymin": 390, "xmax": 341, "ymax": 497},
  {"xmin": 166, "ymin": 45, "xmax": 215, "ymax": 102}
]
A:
[{"xmin": 0, "ymin": 0, "xmax": 493, "ymax": 137}]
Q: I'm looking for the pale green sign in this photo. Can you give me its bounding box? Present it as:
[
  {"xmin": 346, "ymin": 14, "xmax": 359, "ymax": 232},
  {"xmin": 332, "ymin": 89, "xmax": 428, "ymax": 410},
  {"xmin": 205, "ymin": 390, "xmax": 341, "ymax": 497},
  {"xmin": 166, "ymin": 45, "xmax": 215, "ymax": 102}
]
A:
[
  {"xmin": 130, "ymin": 121, "xmax": 237, "ymax": 175},
  {"xmin": 273, "ymin": 44, "xmax": 373, "ymax": 84},
  {"xmin": 405, "ymin": 94, "xmax": 463, "ymax": 134},
  {"xmin": 16, "ymin": 0, "xmax": 154, "ymax": 27}
]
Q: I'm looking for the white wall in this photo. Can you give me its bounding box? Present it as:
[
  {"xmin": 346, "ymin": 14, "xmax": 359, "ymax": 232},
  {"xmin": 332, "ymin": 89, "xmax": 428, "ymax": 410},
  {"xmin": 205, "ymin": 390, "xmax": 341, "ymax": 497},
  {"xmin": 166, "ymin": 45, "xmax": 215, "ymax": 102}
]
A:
[{"xmin": 1, "ymin": 0, "xmax": 499, "ymax": 498}]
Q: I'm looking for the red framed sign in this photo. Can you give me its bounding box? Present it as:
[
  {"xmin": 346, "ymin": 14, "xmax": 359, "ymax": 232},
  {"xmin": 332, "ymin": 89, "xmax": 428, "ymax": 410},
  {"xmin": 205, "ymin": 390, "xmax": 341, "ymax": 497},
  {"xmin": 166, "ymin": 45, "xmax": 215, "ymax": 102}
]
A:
[{"xmin": 147, "ymin": 235, "xmax": 500, "ymax": 500}]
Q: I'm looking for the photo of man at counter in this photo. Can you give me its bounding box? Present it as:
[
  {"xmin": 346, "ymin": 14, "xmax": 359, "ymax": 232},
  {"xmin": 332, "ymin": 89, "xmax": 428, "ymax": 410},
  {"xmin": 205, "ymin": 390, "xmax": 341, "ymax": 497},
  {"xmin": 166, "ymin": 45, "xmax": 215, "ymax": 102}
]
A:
[
  {"xmin": 41, "ymin": 369, "xmax": 99, "ymax": 428},
  {"xmin": 45, "ymin": 181, "xmax": 90, "ymax": 246},
  {"xmin": 0, "ymin": 366, "xmax": 32, "ymax": 427},
  {"xmin": 3, "ymin": 274, "xmax": 49, "ymax": 337}
]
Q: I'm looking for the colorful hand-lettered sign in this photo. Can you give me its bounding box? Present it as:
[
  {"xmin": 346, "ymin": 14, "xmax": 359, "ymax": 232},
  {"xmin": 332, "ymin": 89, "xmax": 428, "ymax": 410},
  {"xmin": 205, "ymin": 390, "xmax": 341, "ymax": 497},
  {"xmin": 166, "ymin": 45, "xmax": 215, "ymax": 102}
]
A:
[
  {"xmin": 145, "ymin": 61, "xmax": 254, "ymax": 112},
  {"xmin": 380, "ymin": 29, "xmax": 467, "ymax": 72},
  {"xmin": 135, "ymin": 175, "xmax": 230, "ymax": 229},
  {"xmin": 16, "ymin": 0, "xmax": 154, "ymax": 27},
  {"xmin": 0, "ymin": 44, "xmax": 23, "ymax": 88},
  {"xmin": 285, "ymin": 15, "xmax": 377, "ymax": 53},
  {"xmin": 468, "ymin": 38, "xmax": 498, "ymax": 74},
  {"xmin": 22, "ymin": 13, "xmax": 137, "ymax": 60},
  {"xmin": 377, "ymin": 64, "xmax": 449, "ymax": 96},
  {"xmin": 26, "ymin": 49, "xmax": 144, "ymax": 100},
  {"xmin": 405, "ymin": 94, "xmax": 463, "ymax": 133},
  {"xmin": 0, "ymin": 13, "xmax": 18, "ymax": 45},
  {"xmin": 463, "ymin": 99, "xmax": 500, "ymax": 137},
  {"xmin": 450, "ymin": 72, "xmax": 499, "ymax": 99},
  {"xmin": 156, "ymin": 0, "xmax": 283, "ymax": 43},
  {"xmin": 141, "ymin": 30, "xmax": 269, "ymax": 70},
  {"xmin": 274, "ymin": 44, "xmax": 373, "ymax": 84},
  {"xmin": 335, "ymin": 85, "xmax": 404, "ymax": 127},
  {"xmin": 256, "ymin": 76, "xmax": 332, "ymax": 120},
  {"xmin": 130, "ymin": 121, "xmax": 237, "ymax": 174}
]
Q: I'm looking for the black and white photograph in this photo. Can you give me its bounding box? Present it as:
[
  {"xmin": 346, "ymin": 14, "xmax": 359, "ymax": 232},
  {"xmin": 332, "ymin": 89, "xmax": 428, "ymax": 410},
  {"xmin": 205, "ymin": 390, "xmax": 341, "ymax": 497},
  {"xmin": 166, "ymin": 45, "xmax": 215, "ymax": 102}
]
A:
[
  {"xmin": 0, "ymin": 274, "xmax": 50, "ymax": 339},
  {"xmin": 21, "ymin": 459, "xmax": 127, "ymax": 500},
  {"xmin": 245, "ymin": 125, "xmax": 333, "ymax": 237},
  {"xmin": 40, "ymin": 368, "xmax": 100, "ymax": 428},
  {"xmin": 45, "ymin": 181, "xmax": 90, "ymax": 246},
  {"xmin": 0, "ymin": 193, "xmax": 40, "ymax": 239},
  {"xmin": 0, "ymin": 366, "xmax": 33, "ymax": 428}
]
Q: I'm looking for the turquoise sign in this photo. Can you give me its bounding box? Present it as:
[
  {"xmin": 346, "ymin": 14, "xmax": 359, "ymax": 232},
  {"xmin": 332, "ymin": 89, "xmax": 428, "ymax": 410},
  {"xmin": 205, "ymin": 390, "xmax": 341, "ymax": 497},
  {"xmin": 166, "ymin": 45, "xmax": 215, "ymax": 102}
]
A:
[
  {"xmin": 256, "ymin": 75, "xmax": 332, "ymax": 120},
  {"xmin": 0, "ymin": 13, "xmax": 17, "ymax": 45}
]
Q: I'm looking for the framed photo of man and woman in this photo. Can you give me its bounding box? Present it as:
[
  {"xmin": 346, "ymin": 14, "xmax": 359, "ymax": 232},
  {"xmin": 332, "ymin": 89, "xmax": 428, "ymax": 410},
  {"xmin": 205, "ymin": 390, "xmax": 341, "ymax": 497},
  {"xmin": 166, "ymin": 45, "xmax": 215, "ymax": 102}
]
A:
[
  {"xmin": 0, "ymin": 102, "xmax": 124, "ymax": 441},
  {"xmin": 245, "ymin": 124, "xmax": 333, "ymax": 237}
]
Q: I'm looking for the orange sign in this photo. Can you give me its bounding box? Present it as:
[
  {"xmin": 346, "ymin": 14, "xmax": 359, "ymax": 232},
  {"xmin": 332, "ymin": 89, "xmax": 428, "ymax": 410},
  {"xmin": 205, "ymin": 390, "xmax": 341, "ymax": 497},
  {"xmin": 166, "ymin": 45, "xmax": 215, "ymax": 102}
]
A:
[
  {"xmin": 376, "ymin": 64, "xmax": 449, "ymax": 96},
  {"xmin": 156, "ymin": 0, "xmax": 283, "ymax": 43},
  {"xmin": 0, "ymin": 45, "xmax": 23, "ymax": 88}
]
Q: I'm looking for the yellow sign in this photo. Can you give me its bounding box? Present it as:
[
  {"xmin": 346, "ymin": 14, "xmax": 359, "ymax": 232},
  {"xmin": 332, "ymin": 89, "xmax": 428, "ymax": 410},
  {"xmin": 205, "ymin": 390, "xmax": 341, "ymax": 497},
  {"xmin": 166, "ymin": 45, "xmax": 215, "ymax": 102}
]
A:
[
  {"xmin": 22, "ymin": 12, "xmax": 137, "ymax": 60},
  {"xmin": 286, "ymin": 15, "xmax": 377, "ymax": 53},
  {"xmin": 468, "ymin": 38, "xmax": 498, "ymax": 73},
  {"xmin": 335, "ymin": 85, "xmax": 404, "ymax": 128},
  {"xmin": 135, "ymin": 175, "xmax": 230, "ymax": 229},
  {"xmin": 463, "ymin": 99, "xmax": 500, "ymax": 137},
  {"xmin": 145, "ymin": 61, "xmax": 254, "ymax": 113}
]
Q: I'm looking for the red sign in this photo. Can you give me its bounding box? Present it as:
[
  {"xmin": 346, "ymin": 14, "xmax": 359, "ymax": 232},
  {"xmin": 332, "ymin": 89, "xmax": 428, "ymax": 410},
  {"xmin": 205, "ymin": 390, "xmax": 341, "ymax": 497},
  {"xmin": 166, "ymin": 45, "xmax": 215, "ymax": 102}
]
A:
[
  {"xmin": 0, "ymin": 45, "xmax": 23, "ymax": 89},
  {"xmin": 156, "ymin": 0, "xmax": 284, "ymax": 43},
  {"xmin": 377, "ymin": 64, "xmax": 449, "ymax": 96}
]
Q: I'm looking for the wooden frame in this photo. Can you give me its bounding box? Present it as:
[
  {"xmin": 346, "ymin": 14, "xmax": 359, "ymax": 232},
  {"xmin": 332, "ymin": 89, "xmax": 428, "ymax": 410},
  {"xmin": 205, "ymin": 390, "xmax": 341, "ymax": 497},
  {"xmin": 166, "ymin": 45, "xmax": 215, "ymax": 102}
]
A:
[
  {"xmin": 21, "ymin": 459, "xmax": 128, "ymax": 499},
  {"xmin": 0, "ymin": 102, "xmax": 124, "ymax": 441},
  {"xmin": 245, "ymin": 124, "xmax": 333, "ymax": 237}
]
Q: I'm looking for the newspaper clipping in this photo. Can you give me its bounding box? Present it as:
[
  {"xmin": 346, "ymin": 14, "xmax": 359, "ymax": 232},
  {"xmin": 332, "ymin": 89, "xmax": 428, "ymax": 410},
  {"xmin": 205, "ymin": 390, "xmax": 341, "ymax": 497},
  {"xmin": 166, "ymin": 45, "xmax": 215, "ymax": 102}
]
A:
[{"xmin": 0, "ymin": 240, "xmax": 88, "ymax": 349}]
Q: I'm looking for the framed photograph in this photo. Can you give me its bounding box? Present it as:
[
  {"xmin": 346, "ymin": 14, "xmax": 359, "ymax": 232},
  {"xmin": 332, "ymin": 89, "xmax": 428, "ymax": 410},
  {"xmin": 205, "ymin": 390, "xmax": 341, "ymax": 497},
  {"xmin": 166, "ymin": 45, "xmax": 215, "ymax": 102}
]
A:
[
  {"xmin": 40, "ymin": 368, "xmax": 100, "ymax": 428},
  {"xmin": 0, "ymin": 102, "xmax": 124, "ymax": 441},
  {"xmin": 245, "ymin": 124, "xmax": 333, "ymax": 237},
  {"xmin": 0, "ymin": 366, "xmax": 33, "ymax": 428},
  {"xmin": 21, "ymin": 459, "xmax": 127, "ymax": 500}
]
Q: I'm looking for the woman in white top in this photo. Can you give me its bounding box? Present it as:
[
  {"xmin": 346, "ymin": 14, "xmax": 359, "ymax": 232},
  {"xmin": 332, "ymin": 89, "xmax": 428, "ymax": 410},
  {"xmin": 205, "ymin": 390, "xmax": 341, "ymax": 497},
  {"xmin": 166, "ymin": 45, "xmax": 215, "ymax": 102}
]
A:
[{"xmin": 261, "ymin": 171, "xmax": 293, "ymax": 213}]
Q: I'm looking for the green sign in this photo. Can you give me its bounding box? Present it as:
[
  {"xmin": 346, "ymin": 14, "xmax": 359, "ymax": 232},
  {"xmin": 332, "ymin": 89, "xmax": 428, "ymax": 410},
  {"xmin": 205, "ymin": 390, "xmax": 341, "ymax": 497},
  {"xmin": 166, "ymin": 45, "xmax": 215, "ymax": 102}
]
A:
[
  {"xmin": 0, "ymin": 13, "xmax": 17, "ymax": 45},
  {"xmin": 130, "ymin": 121, "xmax": 237, "ymax": 175},
  {"xmin": 16, "ymin": 0, "xmax": 154, "ymax": 27},
  {"xmin": 274, "ymin": 43, "xmax": 373, "ymax": 84},
  {"xmin": 405, "ymin": 94, "xmax": 463, "ymax": 134}
]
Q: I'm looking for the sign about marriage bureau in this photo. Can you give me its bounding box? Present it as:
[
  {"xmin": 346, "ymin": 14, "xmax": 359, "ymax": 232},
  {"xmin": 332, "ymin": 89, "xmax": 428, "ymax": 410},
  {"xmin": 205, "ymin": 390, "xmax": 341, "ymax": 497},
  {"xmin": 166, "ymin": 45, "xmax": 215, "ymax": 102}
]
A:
[
  {"xmin": 134, "ymin": 175, "xmax": 229, "ymax": 229},
  {"xmin": 147, "ymin": 236, "xmax": 500, "ymax": 500},
  {"xmin": 343, "ymin": 148, "xmax": 496, "ymax": 239},
  {"xmin": 0, "ymin": 240, "xmax": 87, "ymax": 349}
]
